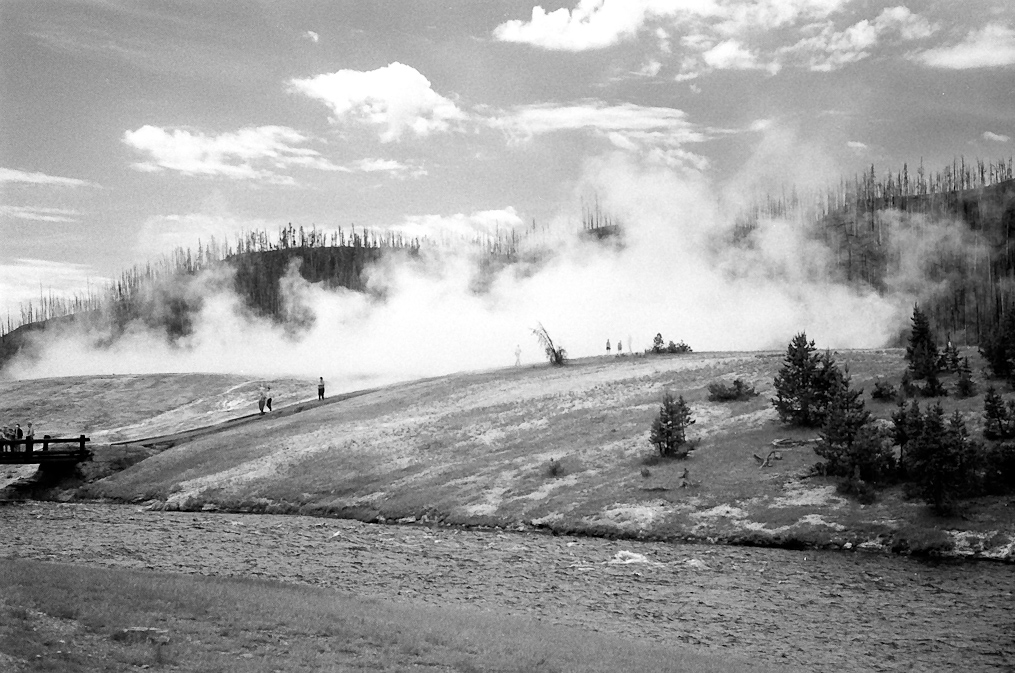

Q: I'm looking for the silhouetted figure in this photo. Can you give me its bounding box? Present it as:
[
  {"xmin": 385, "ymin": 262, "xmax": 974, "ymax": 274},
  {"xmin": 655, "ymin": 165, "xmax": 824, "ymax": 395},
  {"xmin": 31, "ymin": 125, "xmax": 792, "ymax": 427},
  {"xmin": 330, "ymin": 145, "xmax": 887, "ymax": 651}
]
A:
[
  {"xmin": 606, "ymin": 339, "xmax": 611, "ymax": 355},
  {"xmin": 514, "ymin": 345, "xmax": 521, "ymax": 366},
  {"xmin": 617, "ymin": 340, "xmax": 623, "ymax": 356},
  {"xmin": 318, "ymin": 377, "xmax": 325, "ymax": 400},
  {"xmin": 266, "ymin": 387, "xmax": 272, "ymax": 412}
]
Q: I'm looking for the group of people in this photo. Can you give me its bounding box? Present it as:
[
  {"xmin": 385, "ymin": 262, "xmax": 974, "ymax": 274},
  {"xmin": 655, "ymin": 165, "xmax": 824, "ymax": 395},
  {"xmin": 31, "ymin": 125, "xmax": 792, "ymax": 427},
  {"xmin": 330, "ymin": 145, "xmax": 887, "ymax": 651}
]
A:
[
  {"xmin": 1, "ymin": 422, "xmax": 34, "ymax": 452},
  {"xmin": 256, "ymin": 377, "xmax": 327, "ymax": 416},
  {"xmin": 606, "ymin": 339, "xmax": 623, "ymax": 355}
]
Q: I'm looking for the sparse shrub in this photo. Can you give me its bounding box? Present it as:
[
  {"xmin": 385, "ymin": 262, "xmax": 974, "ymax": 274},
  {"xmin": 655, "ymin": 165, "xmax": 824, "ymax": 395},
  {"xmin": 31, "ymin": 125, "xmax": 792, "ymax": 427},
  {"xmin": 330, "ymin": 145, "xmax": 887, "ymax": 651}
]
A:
[
  {"xmin": 707, "ymin": 378, "xmax": 758, "ymax": 402},
  {"xmin": 649, "ymin": 390, "xmax": 695, "ymax": 459},
  {"xmin": 668, "ymin": 340, "xmax": 692, "ymax": 354},
  {"xmin": 640, "ymin": 467, "xmax": 651, "ymax": 478},
  {"xmin": 547, "ymin": 458, "xmax": 563, "ymax": 477},
  {"xmin": 772, "ymin": 333, "xmax": 846, "ymax": 427},
  {"xmin": 890, "ymin": 525, "xmax": 955, "ymax": 555},
  {"xmin": 870, "ymin": 378, "xmax": 897, "ymax": 402},
  {"xmin": 836, "ymin": 477, "xmax": 877, "ymax": 504},
  {"xmin": 532, "ymin": 323, "xmax": 567, "ymax": 366}
]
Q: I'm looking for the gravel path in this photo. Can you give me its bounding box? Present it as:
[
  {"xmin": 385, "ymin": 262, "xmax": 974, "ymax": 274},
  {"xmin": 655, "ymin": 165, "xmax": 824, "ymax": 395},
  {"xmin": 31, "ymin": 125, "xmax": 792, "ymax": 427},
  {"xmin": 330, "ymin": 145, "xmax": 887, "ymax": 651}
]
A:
[{"xmin": 3, "ymin": 502, "xmax": 1013, "ymax": 672}]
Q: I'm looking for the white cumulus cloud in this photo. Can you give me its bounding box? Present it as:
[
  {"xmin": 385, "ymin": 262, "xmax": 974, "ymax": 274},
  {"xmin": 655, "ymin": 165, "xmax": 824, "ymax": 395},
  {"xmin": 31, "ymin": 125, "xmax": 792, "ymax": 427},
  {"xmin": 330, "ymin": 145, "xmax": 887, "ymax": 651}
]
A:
[
  {"xmin": 290, "ymin": 62, "xmax": 466, "ymax": 142},
  {"xmin": 122, "ymin": 125, "xmax": 343, "ymax": 181},
  {"xmin": 914, "ymin": 23, "xmax": 1015, "ymax": 69},
  {"xmin": 983, "ymin": 131, "xmax": 1011, "ymax": 143}
]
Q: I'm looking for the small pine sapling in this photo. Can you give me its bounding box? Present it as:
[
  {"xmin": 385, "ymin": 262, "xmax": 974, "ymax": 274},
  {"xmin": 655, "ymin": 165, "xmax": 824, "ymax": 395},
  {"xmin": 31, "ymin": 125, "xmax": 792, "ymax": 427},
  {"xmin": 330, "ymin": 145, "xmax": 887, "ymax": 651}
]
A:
[
  {"xmin": 982, "ymin": 386, "xmax": 1015, "ymax": 440},
  {"xmin": 954, "ymin": 357, "xmax": 976, "ymax": 398},
  {"xmin": 649, "ymin": 390, "xmax": 695, "ymax": 458}
]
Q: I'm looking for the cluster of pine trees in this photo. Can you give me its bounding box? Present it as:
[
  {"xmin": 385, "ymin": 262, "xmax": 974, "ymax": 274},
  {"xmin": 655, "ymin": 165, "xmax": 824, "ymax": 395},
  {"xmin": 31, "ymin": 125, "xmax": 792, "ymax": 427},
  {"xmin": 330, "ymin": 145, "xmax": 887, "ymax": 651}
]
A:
[{"xmin": 773, "ymin": 314, "xmax": 1015, "ymax": 514}]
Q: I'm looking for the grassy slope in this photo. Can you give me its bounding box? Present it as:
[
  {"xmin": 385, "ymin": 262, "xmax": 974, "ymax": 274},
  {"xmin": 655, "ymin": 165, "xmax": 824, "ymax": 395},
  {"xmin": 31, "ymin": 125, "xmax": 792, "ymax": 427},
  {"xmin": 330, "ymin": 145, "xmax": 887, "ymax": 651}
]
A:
[
  {"xmin": 77, "ymin": 350, "xmax": 1014, "ymax": 558},
  {"xmin": 0, "ymin": 373, "xmax": 312, "ymax": 443},
  {"xmin": 1, "ymin": 559, "xmax": 775, "ymax": 673}
]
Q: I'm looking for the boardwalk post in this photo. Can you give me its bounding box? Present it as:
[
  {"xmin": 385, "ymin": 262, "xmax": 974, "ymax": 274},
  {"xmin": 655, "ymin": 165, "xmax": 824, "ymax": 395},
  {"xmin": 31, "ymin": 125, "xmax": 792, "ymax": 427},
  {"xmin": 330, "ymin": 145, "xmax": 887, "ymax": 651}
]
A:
[
  {"xmin": 79, "ymin": 434, "xmax": 86, "ymax": 457},
  {"xmin": 26, "ymin": 437, "xmax": 33, "ymax": 454}
]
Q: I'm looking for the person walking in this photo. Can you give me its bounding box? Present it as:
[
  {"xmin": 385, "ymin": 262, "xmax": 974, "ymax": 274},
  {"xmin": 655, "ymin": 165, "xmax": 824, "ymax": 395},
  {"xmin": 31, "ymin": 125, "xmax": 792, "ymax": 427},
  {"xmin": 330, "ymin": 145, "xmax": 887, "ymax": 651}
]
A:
[
  {"xmin": 606, "ymin": 339, "xmax": 611, "ymax": 355},
  {"xmin": 514, "ymin": 345, "xmax": 521, "ymax": 367},
  {"xmin": 318, "ymin": 377, "xmax": 325, "ymax": 400},
  {"xmin": 258, "ymin": 388, "xmax": 267, "ymax": 415}
]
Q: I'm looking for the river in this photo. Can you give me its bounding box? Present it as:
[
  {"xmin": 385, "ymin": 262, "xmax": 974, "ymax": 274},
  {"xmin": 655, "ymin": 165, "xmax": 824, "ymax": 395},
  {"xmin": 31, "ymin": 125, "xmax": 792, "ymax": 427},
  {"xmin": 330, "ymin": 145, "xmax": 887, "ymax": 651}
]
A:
[{"xmin": 2, "ymin": 501, "xmax": 1012, "ymax": 671}]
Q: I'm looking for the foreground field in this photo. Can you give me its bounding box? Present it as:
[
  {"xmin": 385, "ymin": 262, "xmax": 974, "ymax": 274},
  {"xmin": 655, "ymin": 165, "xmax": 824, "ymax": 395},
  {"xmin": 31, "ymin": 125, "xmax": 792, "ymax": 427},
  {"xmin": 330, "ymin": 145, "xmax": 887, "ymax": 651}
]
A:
[
  {"xmin": 26, "ymin": 350, "xmax": 1010, "ymax": 558},
  {"xmin": 5, "ymin": 502, "xmax": 1013, "ymax": 672},
  {"xmin": 1, "ymin": 554, "xmax": 761, "ymax": 673}
]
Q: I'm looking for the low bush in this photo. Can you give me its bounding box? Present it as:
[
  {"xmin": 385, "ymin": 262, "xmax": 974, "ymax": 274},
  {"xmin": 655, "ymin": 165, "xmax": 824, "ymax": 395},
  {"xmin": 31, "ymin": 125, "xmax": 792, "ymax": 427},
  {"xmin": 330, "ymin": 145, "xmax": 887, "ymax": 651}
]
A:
[
  {"xmin": 707, "ymin": 378, "xmax": 758, "ymax": 402},
  {"xmin": 870, "ymin": 378, "xmax": 897, "ymax": 401}
]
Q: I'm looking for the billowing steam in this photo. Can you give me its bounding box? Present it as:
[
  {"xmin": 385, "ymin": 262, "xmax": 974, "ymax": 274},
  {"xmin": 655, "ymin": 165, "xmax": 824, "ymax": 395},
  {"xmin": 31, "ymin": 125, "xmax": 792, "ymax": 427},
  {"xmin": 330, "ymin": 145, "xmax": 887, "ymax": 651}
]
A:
[{"xmin": 6, "ymin": 149, "xmax": 934, "ymax": 390}]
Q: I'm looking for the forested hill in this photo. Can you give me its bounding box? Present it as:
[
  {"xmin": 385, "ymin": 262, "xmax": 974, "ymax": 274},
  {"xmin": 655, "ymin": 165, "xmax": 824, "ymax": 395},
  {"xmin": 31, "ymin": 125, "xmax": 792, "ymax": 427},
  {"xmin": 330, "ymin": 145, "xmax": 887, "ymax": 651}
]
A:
[
  {"xmin": 735, "ymin": 166, "xmax": 1015, "ymax": 346},
  {"xmin": 828, "ymin": 177, "xmax": 1015, "ymax": 345},
  {"xmin": 2, "ymin": 164, "xmax": 1013, "ymax": 371}
]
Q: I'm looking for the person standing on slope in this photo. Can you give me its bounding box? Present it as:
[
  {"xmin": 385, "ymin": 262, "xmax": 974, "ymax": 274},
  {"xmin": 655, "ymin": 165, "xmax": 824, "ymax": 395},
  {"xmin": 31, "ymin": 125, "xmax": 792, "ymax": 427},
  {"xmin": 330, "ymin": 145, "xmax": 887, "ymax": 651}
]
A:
[
  {"xmin": 318, "ymin": 377, "xmax": 325, "ymax": 401},
  {"xmin": 258, "ymin": 387, "xmax": 267, "ymax": 415}
]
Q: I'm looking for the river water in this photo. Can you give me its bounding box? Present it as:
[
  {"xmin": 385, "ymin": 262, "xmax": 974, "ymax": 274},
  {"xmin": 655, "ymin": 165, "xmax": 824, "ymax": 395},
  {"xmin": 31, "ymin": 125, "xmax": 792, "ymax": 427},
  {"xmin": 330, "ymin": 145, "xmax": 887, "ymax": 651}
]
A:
[{"xmin": 2, "ymin": 501, "xmax": 1012, "ymax": 672}]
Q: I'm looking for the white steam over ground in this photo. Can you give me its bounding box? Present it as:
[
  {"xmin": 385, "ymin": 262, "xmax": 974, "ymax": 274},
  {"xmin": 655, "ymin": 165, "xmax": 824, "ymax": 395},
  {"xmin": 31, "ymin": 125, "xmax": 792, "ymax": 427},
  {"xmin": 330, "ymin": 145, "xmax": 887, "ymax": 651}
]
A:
[{"xmin": 6, "ymin": 152, "xmax": 922, "ymax": 388}]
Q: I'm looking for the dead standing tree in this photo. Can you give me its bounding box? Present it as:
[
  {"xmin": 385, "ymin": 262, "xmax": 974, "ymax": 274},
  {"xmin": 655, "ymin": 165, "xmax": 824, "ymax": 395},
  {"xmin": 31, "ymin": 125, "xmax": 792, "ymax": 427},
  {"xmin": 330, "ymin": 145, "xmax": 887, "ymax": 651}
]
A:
[{"xmin": 532, "ymin": 323, "xmax": 567, "ymax": 366}]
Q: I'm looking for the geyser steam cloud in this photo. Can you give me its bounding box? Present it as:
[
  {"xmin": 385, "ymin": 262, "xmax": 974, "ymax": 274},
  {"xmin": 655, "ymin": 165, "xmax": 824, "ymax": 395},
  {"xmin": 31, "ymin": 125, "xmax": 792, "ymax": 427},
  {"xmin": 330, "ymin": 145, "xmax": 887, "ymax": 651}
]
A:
[{"xmin": 8, "ymin": 150, "xmax": 914, "ymax": 389}]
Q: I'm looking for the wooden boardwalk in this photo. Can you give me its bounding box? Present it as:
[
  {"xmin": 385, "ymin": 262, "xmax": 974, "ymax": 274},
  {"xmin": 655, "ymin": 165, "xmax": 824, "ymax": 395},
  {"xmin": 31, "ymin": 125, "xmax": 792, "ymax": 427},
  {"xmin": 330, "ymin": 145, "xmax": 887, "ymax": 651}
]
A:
[{"xmin": 0, "ymin": 435, "xmax": 91, "ymax": 465}]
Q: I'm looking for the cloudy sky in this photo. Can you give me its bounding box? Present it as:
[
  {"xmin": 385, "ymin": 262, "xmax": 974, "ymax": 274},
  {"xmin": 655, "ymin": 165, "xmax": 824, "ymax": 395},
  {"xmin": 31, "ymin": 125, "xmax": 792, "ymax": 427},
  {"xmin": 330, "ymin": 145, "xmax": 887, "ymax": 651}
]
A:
[{"xmin": 2, "ymin": 0, "xmax": 1013, "ymax": 320}]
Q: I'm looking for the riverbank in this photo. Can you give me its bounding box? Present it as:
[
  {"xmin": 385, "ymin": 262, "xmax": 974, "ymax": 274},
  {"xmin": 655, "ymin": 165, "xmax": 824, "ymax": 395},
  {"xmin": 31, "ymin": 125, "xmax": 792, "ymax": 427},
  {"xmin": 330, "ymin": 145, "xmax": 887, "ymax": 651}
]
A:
[{"xmin": 3, "ymin": 501, "xmax": 1012, "ymax": 672}]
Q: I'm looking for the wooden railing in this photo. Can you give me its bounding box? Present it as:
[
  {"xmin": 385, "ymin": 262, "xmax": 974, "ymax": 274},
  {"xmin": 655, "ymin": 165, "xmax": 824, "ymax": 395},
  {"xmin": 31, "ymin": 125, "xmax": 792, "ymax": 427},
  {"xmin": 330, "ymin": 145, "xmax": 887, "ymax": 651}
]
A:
[{"xmin": 0, "ymin": 435, "xmax": 92, "ymax": 464}]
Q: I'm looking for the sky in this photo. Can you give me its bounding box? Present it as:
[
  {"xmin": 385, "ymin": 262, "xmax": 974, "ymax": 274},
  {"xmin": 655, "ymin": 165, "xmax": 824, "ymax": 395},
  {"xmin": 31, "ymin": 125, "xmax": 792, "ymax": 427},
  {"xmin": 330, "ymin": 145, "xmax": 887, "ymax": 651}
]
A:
[{"xmin": 1, "ymin": 0, "xmax": 1014, "ymax": 377}]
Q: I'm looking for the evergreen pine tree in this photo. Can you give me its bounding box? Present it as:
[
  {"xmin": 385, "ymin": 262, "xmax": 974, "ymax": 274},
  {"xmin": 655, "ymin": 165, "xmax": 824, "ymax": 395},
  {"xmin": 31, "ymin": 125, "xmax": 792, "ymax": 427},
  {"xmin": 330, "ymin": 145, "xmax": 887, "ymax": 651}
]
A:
[
  {"xmin": 772, "ymin": 333, "xmax": 846, "ymax": 427},
  {"xmin": 905, "ymin": 304, "xmax": 939, "ymax": 380},
  {"xmin": 815, "ymin": 376, "xmax": 871, "ymax": 475},
  {"xmin": 908, "ymin": 404, "xmax": 974, "ymax": 514},
  {"xmin": 955, "ymin": 357, "xmax": 976, "ymax": 398},
  {"xmin": 649, "ymin": 391, "xmax": 695, "ymax": 458},
  {"xmin": 982, "ymin": 386, "xmax": 1015, "ymax": 440},
  {"xmin": 979, "ymin": 310, "xmax": 1015, "ymax": 381}
]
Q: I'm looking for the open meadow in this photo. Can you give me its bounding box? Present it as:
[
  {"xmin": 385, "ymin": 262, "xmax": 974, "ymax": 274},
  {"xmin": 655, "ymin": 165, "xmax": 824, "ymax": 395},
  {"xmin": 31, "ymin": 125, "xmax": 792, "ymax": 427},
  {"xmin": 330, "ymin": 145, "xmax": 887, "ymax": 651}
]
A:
[{"xmin": 5, "ymin": 348, "xmax": 1010, "ymax": 557}]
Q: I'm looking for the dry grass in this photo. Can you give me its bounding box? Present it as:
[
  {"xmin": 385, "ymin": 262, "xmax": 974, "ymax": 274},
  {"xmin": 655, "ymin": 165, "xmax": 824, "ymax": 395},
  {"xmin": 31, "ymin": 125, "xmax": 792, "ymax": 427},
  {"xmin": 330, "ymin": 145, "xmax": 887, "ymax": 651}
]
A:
[
  {"xmin": 11, "ymin": 348, "xmax": 1015, "ymax": 556},
  {"xmin": 0, "ymin": 559, "xmax": 769, "ymax": 673}
]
